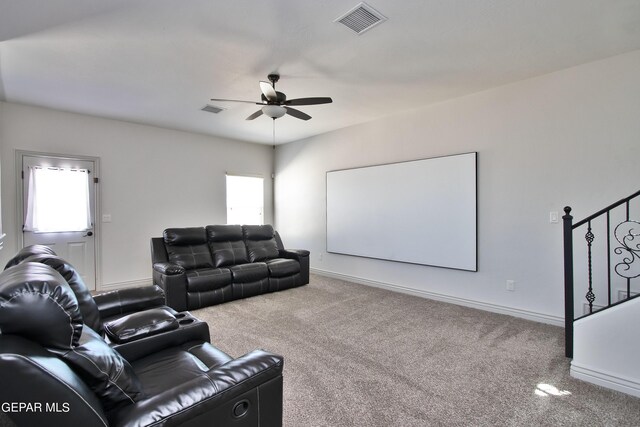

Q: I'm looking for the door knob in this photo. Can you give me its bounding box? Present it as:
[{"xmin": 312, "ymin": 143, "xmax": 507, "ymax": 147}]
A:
[{"xmin": 83, "ymin": 231, "xmax": 94, "ymax": 237}]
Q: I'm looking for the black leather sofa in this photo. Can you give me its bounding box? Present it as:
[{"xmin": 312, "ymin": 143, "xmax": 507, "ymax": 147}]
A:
[
  {"xmin": 151, "ymin": 224, "xmax": 309, "ymax": 312},
  {"xmin": 0, "ymin": 261, "xmax": 284, "ymax": 426}
]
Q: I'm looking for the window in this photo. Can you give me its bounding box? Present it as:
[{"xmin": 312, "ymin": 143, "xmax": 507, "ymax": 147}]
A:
[
  {"xmin": 24, "ymin": 166, "xmax": 91, "ymax": 232},
  {"xmin": 226, "ymin": 175, "xmax": 264, "ymax": 225}
]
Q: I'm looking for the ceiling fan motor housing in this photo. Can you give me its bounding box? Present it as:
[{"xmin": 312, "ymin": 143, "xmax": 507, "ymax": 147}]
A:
[{"xmin": 261, "ymin": 91, "xmax": 287, "ymax": 104}]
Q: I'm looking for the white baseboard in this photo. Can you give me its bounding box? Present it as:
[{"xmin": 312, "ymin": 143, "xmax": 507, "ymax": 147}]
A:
[
  {"xmin": 99, "ymin": 278, "xmax": 153, "ymax": 292},
  {"xmin": 310, "ymin": 268, "xmax": 564, "ymax": 327},
  {"xmin": 571, "ymin": 362, "xmax": 640, "ymax": 398}
]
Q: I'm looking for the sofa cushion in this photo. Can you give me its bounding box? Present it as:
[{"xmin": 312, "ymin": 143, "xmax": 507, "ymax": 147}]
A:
[
  {"xmin": 163, "ymin": 227, "xmax": 207, "ymax": 245},
  {"xmin": 61, "ymin": 327, "xmax": 144, "ymax": 411},
  {"xmin": 164, "ymin": 227, "xmax": 214, "ymax": 270},
  {"xmin": 187, "ymin": 286, "xmax": 233, "ymax": 309},
  {"xmin": 131, "ymin": 341, "xmax": 232, "ymax": 397},
  {"xmin": 186, "ymin": 268, "xmax": 232, "ymax": 292},
  {"xmin": 265, "ymin": 258, "xmax": 300, "ymax": 278},
  {"xmin": 206, "ymin": 225, "xmax": 249, "ymax": 267},
  {"xmin": 206, "ymin": 224, "xmax": 243, "ymax": 241},
  {"xmin": 229, "ymin": 263, "xmax": 268, "ymax": 283},
  {"xmin": 166, "ymin": 244, "xmax": 214, "ymax": 270},
  {"xmin": 242, "ymin": 225, "xmax": 275, "ymax": 240},
  {"xmin": 243, "ymin": 225, "xmax": 279, "ymax": 262}
]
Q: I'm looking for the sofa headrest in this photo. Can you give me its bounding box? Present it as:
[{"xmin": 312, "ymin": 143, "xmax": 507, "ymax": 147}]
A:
[
  {"xmin": 0, "ymin": 262, "xmax": 82, "ymax": 351},
  {"xmin": 243, "ymin": 225, "xmax": 275, "ymax": 241},
  {"xmin": 4, "ymin": 244, "xmax": 57, "ymax": 270},
  {"xmin": 163, "ymin": 227, "xmax": 207, "ymax": 245},
  {"xmin": 206, "ymin": 225, "xmax": 243, "ymax": 242},
  {"xmin": 23, "ymin": 254, "xmax": 103, "ymax": 336}
]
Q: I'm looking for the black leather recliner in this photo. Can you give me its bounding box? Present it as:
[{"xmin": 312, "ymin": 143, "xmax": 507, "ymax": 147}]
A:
[
  {"xmin": 0, "ymin": 262, "xmax": 284, "ymax": 426},
  {"xmin": 4, "ymin": 245, "xmax": 208, "ymax": 349}
]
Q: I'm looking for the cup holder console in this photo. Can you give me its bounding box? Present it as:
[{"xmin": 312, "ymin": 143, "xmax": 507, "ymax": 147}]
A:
[
  {"xmin": 175, "ymin": 311, "xmax": 198, "ymax": 327},
  {"xmin": 111, "ymin": 310, "xmax": 210, "ymax": 359}
]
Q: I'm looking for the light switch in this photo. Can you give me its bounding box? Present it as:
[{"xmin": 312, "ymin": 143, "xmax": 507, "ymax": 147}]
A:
[
  {"xmin": 102, "ymin": 214, "xmax": 112, "ymax": 223},
  {"xmin": 549, "ymin": 211, "xmax": 559, "ymax": 223}
]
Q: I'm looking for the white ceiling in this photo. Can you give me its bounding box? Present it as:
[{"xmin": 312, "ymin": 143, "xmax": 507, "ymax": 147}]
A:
[{"xmin": 1, "ymin": 0, "xmax": 640, "ymax": 145}]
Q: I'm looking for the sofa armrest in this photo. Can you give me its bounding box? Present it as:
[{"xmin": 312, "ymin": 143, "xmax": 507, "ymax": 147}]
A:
[
  {"xmin": 94, "ymin": 285, "xmax": 166, "ymax": 319},
  {"xmin": 279, "ymin": 249, "xmax": 310, "ymax": 285},
  {"xmin": 278, "ymin": 249, "xmax": 310, "ymax": 261},
  {"xmin": 153, "ymin": 261, "xmax": 185, "ymax": 275},
  {"xmin": 111, "ymin": 349, "xmax": 284, "ymax": 426},
  {"xmin": 153, "ymin": 268, "xmax": 188, "ymax": 312}
]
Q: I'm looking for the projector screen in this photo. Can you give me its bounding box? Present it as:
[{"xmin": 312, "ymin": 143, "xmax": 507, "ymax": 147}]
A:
[{"xmin": 326, "ymin": 152, "xmax": 477, "ymax": 271}]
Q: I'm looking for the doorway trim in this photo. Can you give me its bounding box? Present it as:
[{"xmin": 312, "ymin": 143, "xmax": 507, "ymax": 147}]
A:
[{"xmin": 15, "ymin": 150, "xmax": 102, "ymax": 289}]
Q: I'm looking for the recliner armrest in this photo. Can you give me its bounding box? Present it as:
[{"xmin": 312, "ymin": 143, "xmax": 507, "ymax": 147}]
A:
[
  {"xmin": 111, "ymin": 349, "xmax": 284, "ymax": 426},
  {"xmin": 94, "ymin": 285, "xmax": 166, "ymax": 319},
  {"xmin": 114, "ymin": 318, "xmax": 211, "ymax": 362},
  {"xmin": 103, "ymin": 307, "xmax": 179, "ymax": 344},
  {"xmin": 153, "ymin": 262, "xmax": 185, "ymax": 275}
]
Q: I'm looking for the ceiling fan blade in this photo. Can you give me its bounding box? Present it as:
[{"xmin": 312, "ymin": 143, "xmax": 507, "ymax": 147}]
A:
[
  {"xmin": 285, "ymin": 107, "xmax": 311, "ymax": 121},
  {"xmin": 285, "ymin": 97, "xmax": 333, "ymax": 106},
  {"xmin": 246, "ymin": 110, "xmax": 263, "ymax": 120},
  {"xmin": 210, "ymin": 98, "xmax": 264, "ymax": 105},
  {"xmin": 259, "ymin": 81, "xmax": 277, "ymax": 101}
]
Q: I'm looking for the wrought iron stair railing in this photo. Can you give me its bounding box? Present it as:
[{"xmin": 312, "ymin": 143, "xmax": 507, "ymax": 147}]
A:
[{"xmin": 563, "ymin": 189, "xmax": 640, "ymax": 358}]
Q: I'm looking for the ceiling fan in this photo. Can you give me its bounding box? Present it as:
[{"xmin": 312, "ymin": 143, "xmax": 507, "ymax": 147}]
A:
[{"xmin": 211, "ymin": 74, "xmax": 332, "ymax": 121}]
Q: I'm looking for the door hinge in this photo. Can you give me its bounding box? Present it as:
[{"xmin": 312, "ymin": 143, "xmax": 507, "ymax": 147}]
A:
[
  {"xmin": 21, "ymin": 170, "xmax": 24, "ymax": 179},
  {"xmin": 93, "ymin": 177, "xmax": 99, "ymax": 184}
]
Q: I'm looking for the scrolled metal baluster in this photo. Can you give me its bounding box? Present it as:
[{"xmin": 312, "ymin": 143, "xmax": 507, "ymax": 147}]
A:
[
  {"xmin": 585, "ymin": 222, "xmax": 595, "ymax": 313},
  {"xmin": 613, "ymin": 220, "xmax": 640, "ymax": 280}
]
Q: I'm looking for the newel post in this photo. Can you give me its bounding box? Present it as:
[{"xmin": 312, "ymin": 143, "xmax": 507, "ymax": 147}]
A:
[{"xmin": 563, "ymin": 206, "xmax": 574, "ymax": 358}]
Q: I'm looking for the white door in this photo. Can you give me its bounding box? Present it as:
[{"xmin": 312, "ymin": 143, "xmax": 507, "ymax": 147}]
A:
[{"xmin": 21, "ymin": 154, "xmax": 97, "ymax": 290}]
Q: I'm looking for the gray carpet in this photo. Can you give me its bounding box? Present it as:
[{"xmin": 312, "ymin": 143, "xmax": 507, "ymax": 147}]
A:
[
  {"xmin": 194, "ymin": 274, "xmax": 640, "ymax": 427},
  {"xmin": 2, "ymin": 274, "xmax": 638, "ymax": 426}
]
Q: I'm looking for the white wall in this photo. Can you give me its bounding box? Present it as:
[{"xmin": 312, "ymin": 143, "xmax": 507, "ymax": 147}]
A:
[
  {"xmin": 0, "ymin": 102, "xmax": 274, "ymax": 288},
  {"xmin": 274, "ymin": 50, "xmax": 640, "ymax": 323}
]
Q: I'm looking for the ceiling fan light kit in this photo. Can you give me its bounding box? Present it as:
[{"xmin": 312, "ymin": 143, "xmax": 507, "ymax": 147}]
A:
[
  {"xmin": 262, "ymin": 105, "xmax": 286, "ymax": 119},
  {"xmin": 210, "ymin": 73, "xmax": 332, "ymax": 122}
]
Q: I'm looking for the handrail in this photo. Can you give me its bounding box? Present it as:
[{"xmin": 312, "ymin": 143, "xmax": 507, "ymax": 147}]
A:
[{"xmin": 573, "ymin": 188, "xmax": 640, "ymax": 228}]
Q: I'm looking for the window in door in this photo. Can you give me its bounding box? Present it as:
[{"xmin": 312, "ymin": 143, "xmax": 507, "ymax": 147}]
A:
[
  {"xmin": 24, "ymin": 166, "xmax": 91, "ymax": 232},
  {"xmin": 226, "ymin": 174, "xmax": 264, "ymax": 225}
]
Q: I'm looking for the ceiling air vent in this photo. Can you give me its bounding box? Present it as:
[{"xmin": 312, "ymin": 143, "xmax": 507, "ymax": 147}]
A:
[
  {"xmin": 334, "ymin": 2, "xmax": 387, "ymax": 35},
  {"xmin": 201, "ymin": 104, "xmax": 225, "ymax": 114}
]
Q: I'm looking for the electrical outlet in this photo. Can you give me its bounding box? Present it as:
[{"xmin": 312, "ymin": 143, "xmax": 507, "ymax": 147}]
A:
[
  {"xmin": 506, "ymin": 280, "xmax": 516, "ymax": 291},
  {"xmin": 319, "ymin": 253, "xmax": 323, "ymax": 262}
]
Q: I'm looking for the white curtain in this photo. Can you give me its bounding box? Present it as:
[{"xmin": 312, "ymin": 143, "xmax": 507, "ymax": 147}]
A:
[{"xmin": 24, "ymin": 167, "xmax": 91, "ymax": 232}]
